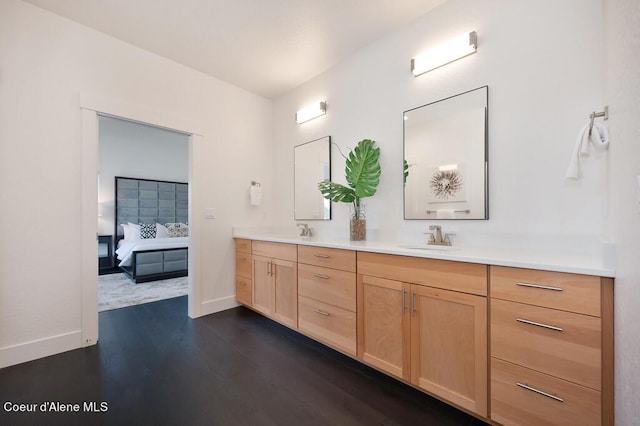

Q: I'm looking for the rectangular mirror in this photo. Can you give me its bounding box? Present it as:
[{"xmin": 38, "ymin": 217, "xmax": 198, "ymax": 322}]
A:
[
  {"xmin": 404, "ymin": 86, "xmax": 488, "ymax": 219},
  {"xmin": 294, "ymin": 136, "xmax": 331, "ymax": 220}
]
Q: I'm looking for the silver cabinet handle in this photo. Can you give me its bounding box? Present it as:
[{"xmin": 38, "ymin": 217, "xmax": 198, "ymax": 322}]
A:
[
  {"xmin": 313, "ymin": 274, "xmax": 330, "ymax": 280},
  {"xmin": 313, "ymin": 254, "xmax": 330, "ymax": 258},
  {"xmin": 267, "ymin": 261, "xmax": 271, "ymax": 276},
  {"xmin": 516, "ymin": 382, "xmax": 564, "ymax": 402},
  {"xmin": 410, "ymin": 291, "xmax": 415, "ymax": 315},
  {"xmin": 516, "ymin": 318, "xmax": 564, "ymax": 332},
  {"xmin": 314, "ymin": 309, "xmax": 330, "ymax": 316},
  {"xmin": 516, "ymin": 282, "xmax": 563, "ymax": 292},
  {"xmin": 402, "ymin": 288, "xmax": 407, "ymax": 313}
]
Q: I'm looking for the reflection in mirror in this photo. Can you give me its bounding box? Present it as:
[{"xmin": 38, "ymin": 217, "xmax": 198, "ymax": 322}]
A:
[
  {"xmin": 294, "ymin": 136, "xmax": 331, "ymax": 220},
  {"xmin": 404, "ymin": 86, "xmax": 488, "ymax": 220}
]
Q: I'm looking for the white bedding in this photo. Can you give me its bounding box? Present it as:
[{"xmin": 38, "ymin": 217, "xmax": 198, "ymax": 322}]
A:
[{"xmin": 116, "ymin": 237, "xmax": 189, "ymax": 267}]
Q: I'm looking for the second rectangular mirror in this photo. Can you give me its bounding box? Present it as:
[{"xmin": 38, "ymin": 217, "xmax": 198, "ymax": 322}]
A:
[
  {"xmin": 404, "ymin": 86, "xmax": 488, "ymax": 219},
  {"xmin": 294, "ymin": 136, "xmax": 331, "ymax": 220}
]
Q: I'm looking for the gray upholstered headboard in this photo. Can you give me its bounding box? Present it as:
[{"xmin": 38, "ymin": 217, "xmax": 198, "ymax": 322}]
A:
[{"xmin": 115, "ymin": 176, "xmax": 188, "ymax": 239}]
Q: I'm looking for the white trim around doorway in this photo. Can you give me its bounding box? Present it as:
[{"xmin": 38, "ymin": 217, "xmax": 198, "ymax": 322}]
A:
[{"xmin": 80, "ymin": 92, "xmax": 205, "ymax": 347}]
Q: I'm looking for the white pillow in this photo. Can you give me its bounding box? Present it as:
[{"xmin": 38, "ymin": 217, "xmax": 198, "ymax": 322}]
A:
[
  {"xmin": 165, "ymin": 222, "xmax": 188, "ymax": 237},
  {"xmin": 122, "ymin": 222, "xmax": 140, "ymax": 240},
  {"xmin": 156, "ymin": 223, "xmax": 169, "ymax": 238}
]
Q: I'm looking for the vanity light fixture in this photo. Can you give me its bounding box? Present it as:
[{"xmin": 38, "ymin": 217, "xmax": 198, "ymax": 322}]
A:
[
  {"xmin": 411, "ymin": 31, "xmax": 477, "ymax": 76},
  {"xmin": 296, "ymin": 101, "xmax": 326, "ymax": 124}
]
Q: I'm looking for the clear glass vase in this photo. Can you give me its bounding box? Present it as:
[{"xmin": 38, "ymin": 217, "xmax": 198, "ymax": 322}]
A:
[{"xmin": 350, "ymin": 203, "xmax": 366, "ymax": 241}]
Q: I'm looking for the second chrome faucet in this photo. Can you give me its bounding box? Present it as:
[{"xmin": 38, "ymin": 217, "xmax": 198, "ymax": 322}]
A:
[{"xmin": 427, "ymin": 225, "xmax": 451, "ymax": 246}]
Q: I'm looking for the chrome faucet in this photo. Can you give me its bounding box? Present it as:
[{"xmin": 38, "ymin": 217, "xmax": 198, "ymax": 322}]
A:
[
  {"xmin": 427, "ymin": 225, "xmax": 451, "ymax": 246},
  {"xmin": 297, "ymin": 223, "xmax": 313, "ymax": 238}
]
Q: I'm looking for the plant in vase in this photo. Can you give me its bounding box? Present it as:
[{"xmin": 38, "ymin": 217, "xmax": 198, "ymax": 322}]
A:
[{"xmin": 318, "ymin": 139, "xmax": 381, "ymax": 241}]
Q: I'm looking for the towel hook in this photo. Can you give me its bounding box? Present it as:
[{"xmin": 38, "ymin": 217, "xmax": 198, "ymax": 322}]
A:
[{"xmin": 588, "ymin": 106, "xmax": 608, "ymax": 135}]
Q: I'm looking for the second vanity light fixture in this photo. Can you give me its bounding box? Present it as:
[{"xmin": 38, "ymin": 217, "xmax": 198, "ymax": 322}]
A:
[
  {"xmin": 296, "ymin": 101, "xmax": 326, "ymax": 124},
  {"xmin": 411, "ymin": 31, "xmax": 477, "ymax": 76}
]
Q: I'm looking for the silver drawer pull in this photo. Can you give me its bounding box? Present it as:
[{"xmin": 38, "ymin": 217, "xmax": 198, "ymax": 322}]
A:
[
  {"xmin": 314, "ymin": 309, "xmax": 330, "ymax": 316},
  {"xmin": 516, "ymin": 382, "xmax": 564, "ymax": 402},
  {"xmin": 516, "ymin": 282, "xmax": 563, "ymax": 292},
  {"xmin": 314, "ymin": 274, "xmax": 330, "ymax": 280},
  {"xmin": 313, "ymin": 254, "xmax": 330, "ymax": 258},
  {"xmin": 516, "ymin": 318, "xmax": 563, "ymax": 332}
]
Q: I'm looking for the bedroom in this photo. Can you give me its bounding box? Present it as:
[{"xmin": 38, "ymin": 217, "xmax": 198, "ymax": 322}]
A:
[{"xmin": 97, "ymin": 116, "xmax": 190, "ymax": 311}]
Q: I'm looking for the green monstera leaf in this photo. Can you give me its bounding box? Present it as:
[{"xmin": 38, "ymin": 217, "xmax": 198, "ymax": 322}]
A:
[
  {"xmin": 345, "ymin": 139, "xmax": 381, "ymax": 199},
  {"xmin": 317, "ymin": 139, "xmax": 381, "ymax": 212},
  {"xmin": 317, "ymin": 181, "xmax": 356, "ymax": 203}
]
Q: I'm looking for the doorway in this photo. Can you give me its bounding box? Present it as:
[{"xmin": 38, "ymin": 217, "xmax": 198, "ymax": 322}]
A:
[
  {"xmin": 80, "ymin": 94, "xmax": 205, "ymax": 347},
  {"xmin": 97, "ymin": 116, "xmax": 190, "ymax": 311}
]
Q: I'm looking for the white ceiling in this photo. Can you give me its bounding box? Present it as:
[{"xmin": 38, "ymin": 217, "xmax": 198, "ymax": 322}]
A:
[{"xmin": 24, "ymin": 0, "xmax": 446, "ymax": 99}]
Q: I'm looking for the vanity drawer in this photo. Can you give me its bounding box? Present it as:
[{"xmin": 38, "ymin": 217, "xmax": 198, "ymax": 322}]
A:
[
  {"xmin": 490, "ymin": 266, "xmax": 601, "ymax": 316},
  {"xmin": 491, "ymin": 358, "xmax": 601, "ymax": 426},
  {"xmin": 298, "ymin": 245, "xmax": 356, "ymax": 272},
  {"xmin": 298, "ymin": 296, "xmax": 356, "ymax": 356},
  {"xmin": 491, "ymin": 299, "xmax": 601, "ymax": 390},
  {"xmin": 298, "ymin": 264, "xmax": 356, "ymax": 311},
  {"xmin": 235, "ymin": 238, "xmax": 252, "ymax": 254},
  {"xmin": 236, "ymin": 276, "xmax": 252, "ymax": 306},
  {"xmin": 357, "ymin": 252, "xmax": 487, "ymax": 296},
  {"xmin": 251, "ymin": 241, "xmax": 297, "ymax": 262},
  {"xmin": 235, "ymin": 251, "xmax": 252, "ymax": 278}
]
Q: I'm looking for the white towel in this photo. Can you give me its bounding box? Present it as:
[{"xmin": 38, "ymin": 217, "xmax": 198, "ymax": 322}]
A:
[
  {"xmin": 436, "ymin": 209, "xmax": 455, "ymax": 219},
  {"xmin": 565, "ymin": 121, "xmax": 610, "ymax": 179},
  {"xmin": 249, "ymin": 185, "xmax": 262, "ymax": 206}
]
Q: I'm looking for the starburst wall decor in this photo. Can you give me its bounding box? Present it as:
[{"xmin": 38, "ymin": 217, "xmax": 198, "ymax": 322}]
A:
[{"xmin": 426, "ymin": 164, "xmax": 467, "ymax": 203}]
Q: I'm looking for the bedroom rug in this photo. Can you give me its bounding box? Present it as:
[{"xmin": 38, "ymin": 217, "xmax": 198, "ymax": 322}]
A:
[{"xmin": 98, "ymin": 273, "xmax": 188, "ymax": 312}]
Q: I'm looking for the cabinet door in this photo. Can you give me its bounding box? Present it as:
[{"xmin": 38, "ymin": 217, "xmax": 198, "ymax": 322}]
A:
[
  {"xmin": 252, "ymin": 255, "xmax": 273, "ymax": 316},
  {"xmin": 358, "ymin": 275, "xmax": 410, "ymax": 381},
  {"xmin": 410, "ymin": 285, "xmax": 487, "ymax": 417},
  {"xmin": 272, "ymin": 258, "xmax": 298, "ymax": 328}
]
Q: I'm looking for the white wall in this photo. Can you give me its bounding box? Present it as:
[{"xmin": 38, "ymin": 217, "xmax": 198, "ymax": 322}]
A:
[
  {"xmin": 273, "ymin": 0, "xmax": 606, "ymax": 252},
  {"xmin": 0, "ymin": 0, "xmax": 273, "ymax": 367},
  {"xmin": 98, "ymin": 116, "xmax": 189, "ymax": 236},
  {"xmin": 603, "ymin": 0, "xmax": 640, "ymax": 424},
  {"xmin": 273, "ymin": 0, "xmax": 640, "ymax": 422}
]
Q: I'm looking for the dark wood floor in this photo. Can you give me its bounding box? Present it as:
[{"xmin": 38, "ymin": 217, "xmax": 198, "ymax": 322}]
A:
[{"xmin": 0, "ymin": 296, "xmax": 488, "ymax": 425}]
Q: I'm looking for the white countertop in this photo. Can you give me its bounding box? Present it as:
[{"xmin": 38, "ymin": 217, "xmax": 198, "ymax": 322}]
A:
[{"xmin": 233, "ymin": 231, "xmax": 615, "ymax": 278}]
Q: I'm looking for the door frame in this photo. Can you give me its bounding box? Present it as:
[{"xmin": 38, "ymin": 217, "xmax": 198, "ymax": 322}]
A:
[{"xmin": 80, "ymin": 92, "xmax": 205, "ymax": 346}]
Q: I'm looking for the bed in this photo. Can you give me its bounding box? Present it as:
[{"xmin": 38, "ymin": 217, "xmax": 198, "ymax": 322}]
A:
[{"xmin": 114, "ymin": 176, "xmax": 189, "ymax": 283}]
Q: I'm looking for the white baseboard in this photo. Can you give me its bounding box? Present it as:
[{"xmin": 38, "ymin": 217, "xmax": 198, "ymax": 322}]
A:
[
  {"xmin": 196, "ymin": 295, "xmax": 240, "ymax": 317},
  {"xmin": 0, "ymin": 330, "xmax": 82, "ymax": 369}
]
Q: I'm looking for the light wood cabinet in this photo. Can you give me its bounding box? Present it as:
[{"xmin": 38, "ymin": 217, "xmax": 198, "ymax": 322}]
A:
[
  {"xmin": 357, "ymin": 275, "xmax": 410, "ymax": 380},
  {"xmin": 235, "ymin": 240, "xmax": 613, "ymax": 425},
  {"xmin": 298, "ymin": 296, "xmax": 356, "ymax": 355},
  {"xmin": 410, "ymin": 285, "xmax": 487, "ymax": 416},
  {"xmin": 251, "ymin": 241, "xmax": 298, "ymax": 328},
  {"xmin": 491, "ymin": 357, "xmax": 601, "ymax": 426},
  {"xmin": 235, "ymin": 239, "xmax": 252, "ymax": 306},
  {"xmin": 357, "ymin": 252, "xmax": 488, "ymax": 417},
  {"xmin": 490, "ymin": 266, "xmax": 614, "ymax": 426},
  {"xmin": 297, "ymin": 245, "xmax": 357, "ymax": 356}
]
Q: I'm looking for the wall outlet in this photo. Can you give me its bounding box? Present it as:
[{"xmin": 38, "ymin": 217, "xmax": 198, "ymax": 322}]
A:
[{"xmin": 204, "ymin": 208, "xmax": 216, "ymax": 219}]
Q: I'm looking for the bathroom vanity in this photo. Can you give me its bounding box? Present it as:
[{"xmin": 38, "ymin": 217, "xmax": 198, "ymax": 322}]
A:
[{"xmin": 233, "ymin": 235, "xmax": 613, "ymax": 426}]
